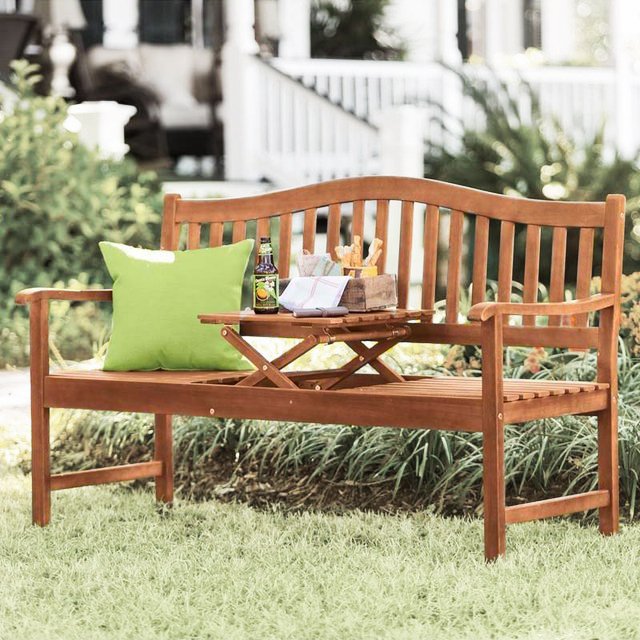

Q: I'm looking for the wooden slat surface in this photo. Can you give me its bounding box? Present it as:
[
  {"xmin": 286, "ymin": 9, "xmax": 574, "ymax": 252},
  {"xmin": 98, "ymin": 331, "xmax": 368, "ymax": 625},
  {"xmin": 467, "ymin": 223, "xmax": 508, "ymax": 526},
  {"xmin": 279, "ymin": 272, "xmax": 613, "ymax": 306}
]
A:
[
  {"xmin": 421, "ymin": 204, "xmax": 439, "ymax": 319},
  {"xmin": 397, "ymin": 200, "xmax": 414, "ymax": 308},
  {"xmin": 374, "ymin": 199, "xmax": 389, "ymax": 273},
  {"xmin": 303, "ymin": 208, "xmax": 317, "ymax": 254},
  {"xmin": 278, "ymin": 213, "xmax": 293, "ymax": 277},
  {"xmin": 199, "ymin": 309, "xmax": 430, "ymax": 327},
  {"xmin": 326, "ymin": 203, "xmax": 341, "ymax": 260},
  {"xmin": 523, "ymin": 224, "xmax": 541, "ymax": 326},
  {"xmin": 349, "ymin": 377, "xmax": 609, "ymax": 403},
  {"xmin": 446, "ymin": 210, "xmax": 464, "ymax": 323},
  {"xmin": 471, "ymin": 215, "xmax": 490, "ymax": 306},
  {"xmin": 548, "ymin": 227, "xmax": 567, "ymax": 326}
]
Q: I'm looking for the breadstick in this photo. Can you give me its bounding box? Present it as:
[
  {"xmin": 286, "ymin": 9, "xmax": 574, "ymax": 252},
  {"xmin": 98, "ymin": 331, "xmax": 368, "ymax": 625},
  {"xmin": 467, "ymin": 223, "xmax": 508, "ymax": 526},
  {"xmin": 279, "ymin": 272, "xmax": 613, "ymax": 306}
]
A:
[
  {"xmin": 352, "ymin": 236, "xmax": 362, "ymax": 266},
  {"xmin": 364, "ymin": 238, "xmax": 382, "ymax": 266},
  {"xmin": 368, "ymin": 248, "xmax": 382, "ymax": 267}
]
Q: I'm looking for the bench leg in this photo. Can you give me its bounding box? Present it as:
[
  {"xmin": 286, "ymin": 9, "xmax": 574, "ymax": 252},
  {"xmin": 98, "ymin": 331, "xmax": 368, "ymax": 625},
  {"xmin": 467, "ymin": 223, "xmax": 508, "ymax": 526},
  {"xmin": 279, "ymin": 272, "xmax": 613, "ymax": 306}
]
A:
[
  {"xmin": 154, "ymin": 414, "xmax": 174, "ymax": 505},
  {"xmin": 30, "ymin": 299, "xmax": 51, "ymax": 526},
  {"xmin": 483, "ymin": 418, "xmax": 506, "ymax": 561},
  {"xmin": 481, "ymin": 314, "xmax": 506, "ymax": 561},
  {"xmin": 31, "ymin": 403, "xmax": 51, "ymax": 526},
  {"xmin": 598, "ymin": 404, "xmax": 619, "ymax": 535}
]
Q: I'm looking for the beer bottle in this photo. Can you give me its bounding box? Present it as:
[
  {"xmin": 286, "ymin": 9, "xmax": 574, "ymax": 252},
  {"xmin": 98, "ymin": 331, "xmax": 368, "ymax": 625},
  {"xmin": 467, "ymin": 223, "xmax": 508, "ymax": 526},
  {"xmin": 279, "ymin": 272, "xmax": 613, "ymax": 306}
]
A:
[{"xmin": 253, "ymin": 236, "xmax": 279, "ymax": 314}]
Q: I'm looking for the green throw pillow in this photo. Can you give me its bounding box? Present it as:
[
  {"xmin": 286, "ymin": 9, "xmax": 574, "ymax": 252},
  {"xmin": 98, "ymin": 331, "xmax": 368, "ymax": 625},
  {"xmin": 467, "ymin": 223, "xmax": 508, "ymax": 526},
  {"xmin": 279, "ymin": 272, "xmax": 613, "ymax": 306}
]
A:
[{"xmin": 100, "ymin": 240, "xmax": 254, "ymax": 371}]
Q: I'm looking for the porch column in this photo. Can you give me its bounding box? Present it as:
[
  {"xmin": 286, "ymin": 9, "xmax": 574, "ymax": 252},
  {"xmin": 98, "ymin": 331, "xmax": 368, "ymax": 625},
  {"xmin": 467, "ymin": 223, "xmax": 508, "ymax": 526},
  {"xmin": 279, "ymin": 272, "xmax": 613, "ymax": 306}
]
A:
[
  {"xmin": 103, "ymin": 0, "xmax": 138, "ymax": 49},
  {"xmin": 611, "ymin": 0, "xmax": 635, "ymax": 159},
  {"xmin": 277, "ymin": 0, "xmax": 310, "ymax": 58},
  {"xmin": 484, "ymin": 0, "xmax": 524, "ymax": 64},
  {"xmin": 436, "ymin": 0, "xmax": 461, "ymax": 66},
  {"xmin": 483, "ymin": 0, "xmax": 502, "ymax": 64},
  {"xmin": 540, "ymin": 0, "xmax": 575, "ymax": 63},
  {"xmin": 222, "ymin": 0, "xmax": 262, "ymax": 181}
]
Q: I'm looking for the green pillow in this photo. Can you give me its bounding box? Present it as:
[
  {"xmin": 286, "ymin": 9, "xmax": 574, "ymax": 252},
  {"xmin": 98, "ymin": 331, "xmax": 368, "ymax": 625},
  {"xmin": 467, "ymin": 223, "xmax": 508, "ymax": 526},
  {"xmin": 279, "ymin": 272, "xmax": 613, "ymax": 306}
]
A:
[{"xmin": 99, "ymin": 240, "xmax": 254, "ymax": 371}]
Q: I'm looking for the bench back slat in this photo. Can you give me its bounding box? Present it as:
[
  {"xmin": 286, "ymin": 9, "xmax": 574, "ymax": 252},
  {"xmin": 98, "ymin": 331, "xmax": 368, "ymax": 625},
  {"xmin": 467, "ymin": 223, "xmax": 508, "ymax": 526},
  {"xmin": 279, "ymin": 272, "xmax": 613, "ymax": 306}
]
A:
[
  {"xmin": 575, "ymin": 227, "xmax": 595, "ymax": 327},
  {"xmin": 209, "ymin": 221, "xmax": 224, "ymax": 248},
  {"xmin": 187, "ymin": 223, "xmax": 201, "ymax": 250},
  {"xmin": 326, "ymin": 203, "xmax": 341, "ymax": 260},
  {"xmin": 397, "ymin": 201, "xmax": 414, "ymax": 309},
  {"xmin": 278, "ymin": 213, "xmax": 293, "ymax": 277},
  {"xmin": 445, "ymin": 209, "xmax": 464, "ymax": 322},
  {"xmin": 522, "ymin": 224, "xmax": 542, "ymax": 326},
  {"xmin": 471, "ymin": 216, "xmax": 490, "ymax": 307},
  {"xmin": 375, "ymin": 199, "xmax": 390, "ymax": 274},
  {"xmin": 548, "ymin": 227, "xmax": 568, "ymax": 326},
  {"xmin": 303, "ymin": 208, "xmax": 316, "ymax": 254},
  {"xmin": 351, "ymin": 200, "xmax": 365, "ymax": 243},
  {"xmin": 497, "ymin": 220, "xmax": 515, "ymax": 302},
  {"xmin": 421, "ymin": 204, "xmax": 439, "ymax": 318},
  {"xmin": 162, "ymin": 176, "xmax": 620, "ymax": 348},
  {"xmin": 232, "ymin": 220, "xmax": 246, "ymax": 244}
]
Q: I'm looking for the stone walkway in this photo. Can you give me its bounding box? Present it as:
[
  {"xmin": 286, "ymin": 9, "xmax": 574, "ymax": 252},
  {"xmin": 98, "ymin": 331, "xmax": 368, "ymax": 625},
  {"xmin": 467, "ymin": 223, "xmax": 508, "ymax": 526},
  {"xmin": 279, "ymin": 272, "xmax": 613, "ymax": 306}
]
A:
[{"xmin": 0, "ymin": 368, "xmax": 30, "ymax": 431}]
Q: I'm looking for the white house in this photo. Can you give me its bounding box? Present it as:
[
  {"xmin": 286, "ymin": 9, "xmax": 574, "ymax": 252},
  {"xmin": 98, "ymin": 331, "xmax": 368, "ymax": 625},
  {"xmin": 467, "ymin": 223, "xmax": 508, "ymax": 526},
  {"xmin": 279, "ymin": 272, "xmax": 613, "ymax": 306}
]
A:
[{"xmin": 23, "ymin": 0, "xmax": 640, "ymax": 185}]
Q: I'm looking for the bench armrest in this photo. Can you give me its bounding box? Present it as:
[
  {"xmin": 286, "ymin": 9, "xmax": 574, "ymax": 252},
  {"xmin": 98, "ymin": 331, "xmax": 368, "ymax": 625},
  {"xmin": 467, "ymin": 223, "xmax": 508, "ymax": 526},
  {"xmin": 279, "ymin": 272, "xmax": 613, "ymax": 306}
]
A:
[
  {"xmin": 468, "ymin": 294, "xmax": 616, "ymax": 323},
  {"xmin": 15, "ymin": 288, "xmax": 113, "ymax": 305}
]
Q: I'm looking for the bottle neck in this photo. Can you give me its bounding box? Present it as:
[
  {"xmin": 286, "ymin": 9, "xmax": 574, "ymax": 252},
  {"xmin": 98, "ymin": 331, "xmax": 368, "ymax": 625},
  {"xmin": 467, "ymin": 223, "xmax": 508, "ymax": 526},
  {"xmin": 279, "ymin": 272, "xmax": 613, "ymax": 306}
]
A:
[{"xmin": 258, "ymin": 241, "xmax": 274, "ymax": 264}]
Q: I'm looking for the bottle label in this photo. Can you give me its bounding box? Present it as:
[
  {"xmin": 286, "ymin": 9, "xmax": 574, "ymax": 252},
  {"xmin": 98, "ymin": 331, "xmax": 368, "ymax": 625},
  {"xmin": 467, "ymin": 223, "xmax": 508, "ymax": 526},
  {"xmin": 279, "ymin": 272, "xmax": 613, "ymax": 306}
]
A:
[
  {"xmin": 258, "ymin": 241, "xmax": 273, "ymax": 256},
  {"xmin": 253, "ymin": 274, "xmax": 279, "ymax": 310}
]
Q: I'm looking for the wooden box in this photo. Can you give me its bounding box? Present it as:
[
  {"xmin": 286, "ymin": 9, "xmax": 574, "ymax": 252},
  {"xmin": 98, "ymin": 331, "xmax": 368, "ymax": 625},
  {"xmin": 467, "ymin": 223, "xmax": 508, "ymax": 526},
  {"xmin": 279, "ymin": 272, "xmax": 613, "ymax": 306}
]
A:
[
  {"xmin": 280, "ymin": 274, "xmax": 397, "ymax": 312},
  {"xmin": 339, "ymin": 274, "xmax": 397, "ymax": 311}
]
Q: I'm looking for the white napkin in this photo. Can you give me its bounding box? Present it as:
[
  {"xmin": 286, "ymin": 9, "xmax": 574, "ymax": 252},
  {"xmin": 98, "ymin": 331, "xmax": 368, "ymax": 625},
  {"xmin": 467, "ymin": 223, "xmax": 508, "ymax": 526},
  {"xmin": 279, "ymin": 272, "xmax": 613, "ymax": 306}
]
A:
[{"xmin": 280, "ymin": 276, "xmax": 350, "ymax": 311}]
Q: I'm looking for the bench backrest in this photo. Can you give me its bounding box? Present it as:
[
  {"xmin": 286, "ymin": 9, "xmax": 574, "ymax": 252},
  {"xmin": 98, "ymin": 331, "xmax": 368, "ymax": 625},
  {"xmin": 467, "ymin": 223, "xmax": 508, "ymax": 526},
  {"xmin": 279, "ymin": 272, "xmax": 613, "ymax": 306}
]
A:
[{"xmin": 162, "ymin": 177, "xmax": 624, "ymax": 349}]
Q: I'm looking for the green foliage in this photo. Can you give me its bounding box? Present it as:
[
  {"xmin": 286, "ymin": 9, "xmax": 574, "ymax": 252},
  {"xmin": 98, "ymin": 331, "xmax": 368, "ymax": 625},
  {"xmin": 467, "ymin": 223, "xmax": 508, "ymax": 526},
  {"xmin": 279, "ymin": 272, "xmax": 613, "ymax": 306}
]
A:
[
  {"xmin": 0, "ymin": 60, "xmax": 162, "ymax": 313},
  {"xmin": 310, "ymin": 0, "xmax": 405, "ymax": 60},
  {"xmin": 0, "ymin": 60, "xmax": 162, "ymax": 366}
]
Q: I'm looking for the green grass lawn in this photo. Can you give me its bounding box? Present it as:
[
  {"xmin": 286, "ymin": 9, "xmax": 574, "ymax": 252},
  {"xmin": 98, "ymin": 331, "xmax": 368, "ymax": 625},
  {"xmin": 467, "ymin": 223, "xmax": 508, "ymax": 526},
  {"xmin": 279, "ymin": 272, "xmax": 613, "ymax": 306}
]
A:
[{"xmin": 2, "ymin": 473, "xmax": 640, "ymax": 639}]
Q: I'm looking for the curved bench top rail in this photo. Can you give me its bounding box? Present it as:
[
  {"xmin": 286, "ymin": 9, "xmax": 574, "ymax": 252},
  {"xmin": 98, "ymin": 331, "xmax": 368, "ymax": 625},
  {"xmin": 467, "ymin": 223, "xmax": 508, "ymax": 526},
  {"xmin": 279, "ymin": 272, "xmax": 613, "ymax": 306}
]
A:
[{"xmin": 172, "ymin": 176, "xmax": 606, "ymax": 228}]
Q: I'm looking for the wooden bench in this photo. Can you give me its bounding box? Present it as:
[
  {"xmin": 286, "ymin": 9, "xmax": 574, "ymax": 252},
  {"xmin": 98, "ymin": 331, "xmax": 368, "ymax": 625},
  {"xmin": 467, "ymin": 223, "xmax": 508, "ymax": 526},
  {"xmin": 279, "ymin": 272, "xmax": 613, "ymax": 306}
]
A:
[{"xmin": 16, "ymin": 177, "xmax": 625, "ymax": 561}]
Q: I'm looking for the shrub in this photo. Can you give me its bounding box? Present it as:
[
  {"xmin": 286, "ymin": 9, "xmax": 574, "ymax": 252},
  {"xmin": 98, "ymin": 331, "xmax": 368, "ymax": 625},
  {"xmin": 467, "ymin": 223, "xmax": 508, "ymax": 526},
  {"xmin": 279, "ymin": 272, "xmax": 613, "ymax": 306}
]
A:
[{"xmin": 0, "ymin": 61, "xmax": 162, "ymax": 366}]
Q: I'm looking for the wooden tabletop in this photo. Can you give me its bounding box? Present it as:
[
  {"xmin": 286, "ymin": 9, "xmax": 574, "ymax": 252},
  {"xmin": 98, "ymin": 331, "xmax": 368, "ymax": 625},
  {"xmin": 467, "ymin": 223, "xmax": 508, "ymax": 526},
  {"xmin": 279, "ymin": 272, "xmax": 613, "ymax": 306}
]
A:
[{"xmin": 198, "ymin": 308, "xmax": 433, "ymax": 327}]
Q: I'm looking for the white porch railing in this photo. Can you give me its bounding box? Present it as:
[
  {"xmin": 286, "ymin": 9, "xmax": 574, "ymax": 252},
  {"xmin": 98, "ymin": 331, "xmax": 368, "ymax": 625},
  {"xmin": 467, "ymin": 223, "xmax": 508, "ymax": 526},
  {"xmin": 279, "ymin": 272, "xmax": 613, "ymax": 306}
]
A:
[
  {"xmin": 273, "ymin": 58, "xmax": 633, "ymax": 154},
  {"xmin": 254, "ymin": 58, "xmax": 379, "ymax": 185}
]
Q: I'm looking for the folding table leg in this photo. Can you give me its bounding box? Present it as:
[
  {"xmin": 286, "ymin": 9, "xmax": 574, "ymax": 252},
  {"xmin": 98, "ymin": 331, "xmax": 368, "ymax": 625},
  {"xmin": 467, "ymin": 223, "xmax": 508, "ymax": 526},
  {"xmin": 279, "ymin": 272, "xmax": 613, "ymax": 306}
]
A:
[
  {"xmin": 237, "ymin": 334, "xmax": 319, "ymax": 387},
  {"xmin": 221, "ymin": 326, "xmax": 298, "ymax": 389},
  {"xmin": 347, "ymin": 341, "xmax": 404, "ymax": 383},
  {"xmin": 320, "ymin": 338, "xmax": 402, "ymax": 390}
]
